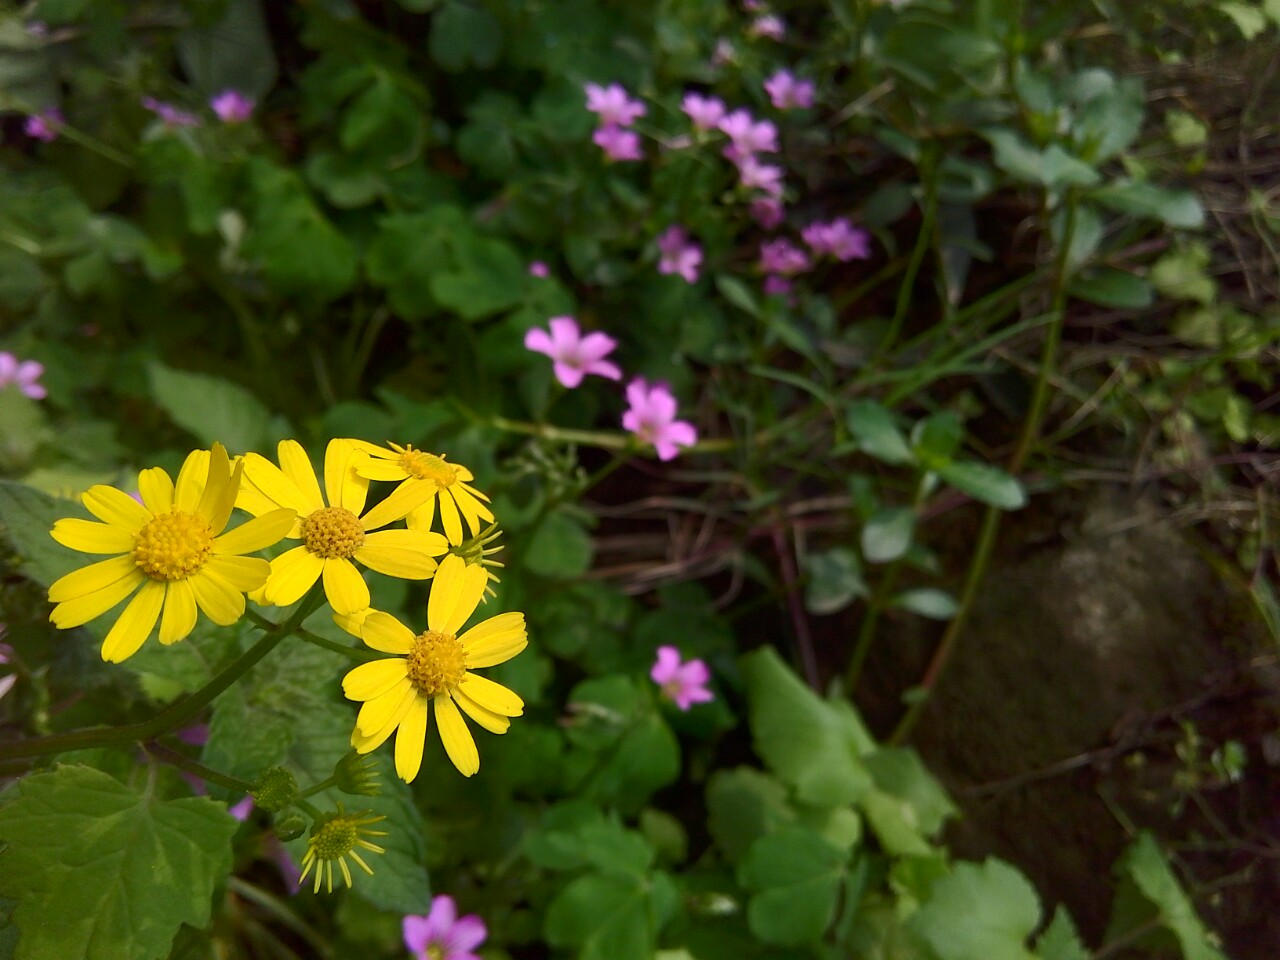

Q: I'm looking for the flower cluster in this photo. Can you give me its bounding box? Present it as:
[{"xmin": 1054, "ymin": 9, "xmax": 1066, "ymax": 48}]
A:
[
  {"xmin": 0, "ymin": 352, "xmax": 45, "ymax": 399},
  {"xmin": 584, "ymin": 82, "xmax": 646, "ymax": 162}
]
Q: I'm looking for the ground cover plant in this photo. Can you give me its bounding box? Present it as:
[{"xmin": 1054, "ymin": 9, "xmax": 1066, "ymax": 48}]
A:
[{"xmin": 0, "ymin": 0, "xmax": 1277, "ymax": 958}]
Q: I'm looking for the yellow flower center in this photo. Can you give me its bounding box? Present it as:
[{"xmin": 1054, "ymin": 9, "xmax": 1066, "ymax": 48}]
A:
[
  {"xmin": 301, "ymin": 506, "xmax": 365, "ymax": 559},
  {"xmin": 395, "ymin": 445, "xmax": 457, "ymax": 488},
  {"xmin": 309, "ymin": 814, "xmax": 359, "ymax": 860},
  {"xmin": 132, "ymin": 510, "xmax": 214, "ymax": 580},
  {"xmin": 427, "ymin": 947, "xmax": 444, "ymax": 960},
  {"xmin": 406, "ymin": 630, "xmax": 467, "ymax": 696}
]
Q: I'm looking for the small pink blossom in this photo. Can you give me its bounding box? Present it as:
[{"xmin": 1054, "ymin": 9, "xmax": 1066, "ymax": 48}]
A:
[
  {"xmin": 23, "ymin": 109, "xmax": 62, "ymax": 143},
  {"xmin": 682, "ymin": 92, "xmax": 726, "ymax": 131},
  {"xmin": 763, "ymin": 275, "xmax": 793, "ymax": 296},
  {"xmin": 763, "ymin": 70, "xmax": 815, "ymax": 110},
  {"xmin": 525, "ymin": 316, "xmax": 622, "ymax": 389},
  {"xmin": 802, "ymin": 218, "xmax": 872, "ymax": 261},
  {"xmin": 736, "ymin": 154, "xmax": 785, "ymax": 197},
  {"xmin": 657, "ymin": 226, "xmax": 703, "ymax": 284},
  {"xmin": 750, "ymin": 197, "xmax": 785, "ymax": 229},
  {"xmin": 622, "ymin": 379, "xmax": 698, "ymax": 461},
  {"xmin": 759, "ymin": 238, "xmax": 811, "ymax": 276},
  {"xmin": 210, "ymin": 89, "xmax": 254, "ymax": 123},
  {"xmin": 528, "ymin": 260, "xmax": 550, "ymax": 278},
  {"xmin": 651, "ymin": 646, "xmax": 714, "ymax": 711},
  {"xmin": 593, "ymin": 124, "xmax": 643, "ymax": 162},
  {"xmin": 584, "ymin": 82, "xmax": 646, "ymax": 128},
  {"xmin": 718, "ymin": 109, "xmax": 778, "ymax": 156},
  {"xmin": 0, "ymin": 353, "xmax": 45, "ymax": 399},
  {"xmin": 404, "ymin": 896, "xmax": 487, "ymax": 960},
  {"xmin": 142, "ymin": 97, "xmax": 201, "ymax": 128},
  {"xmin": 748, "ymin": 14, "xmax": 785, "ymax": 40}
]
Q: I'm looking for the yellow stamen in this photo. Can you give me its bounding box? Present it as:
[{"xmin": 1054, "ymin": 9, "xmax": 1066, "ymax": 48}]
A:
[
  {"xmin": 406, "ymin": 630, "xmax": 467, "ymax": 696},
  {"xmin": 131, "ymin": 511, "xmax": 214, "ymax": 580},
  {"xmin": 301, "ymin": 506, "xmax": 365, "ymax": 559},
  {"xmin": 393, "ymin": 444, "xmax": 457, "ymax": 488}
]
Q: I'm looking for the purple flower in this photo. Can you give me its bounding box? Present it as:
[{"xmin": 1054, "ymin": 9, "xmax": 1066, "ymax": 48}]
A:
[
  {"xmin": 141, "ymin": 97, "xmax": 201, "ymax": 128},
  {"xmin": 525, "ymin": 316, "xmax": 622, "ymax": 389},
  {"xmin": 651, "ymin": 646, "xmax": 714, "ymax": 710},
  {"xmin": 23, "ymin": 109, "xmax": 63, "ymax": 143},
  {"xmin": 736, "ymin": 154, "xmax": 785, "ymax": 197},
  {"xmin": 622, "ymin": 378, "xmax": 698, "ymax": 461},
  {"xmin": 682, "ymin": 92, "xmax": 727, "ymax": 131},
  {"xmin": 748, "ymin": 14, "xmax": 786, "ymax": 40},
  {"xmin": 210, "ymin": 89, "xmax": 254, "ymax": 124},
  {"xmin": 584, "ymin": 82, "xmax": 646, "ymax": 128},
  {"xmin": 801, "ymin": 218, "xmax": 872, "ymax": 261},
  {"xmin": 759, "ymin": 238, "xmax": 811, "ymax": 276},
  {"xmin": 750, "ymin": 197, "xmax": 785, "ymax": 229},
  {"xmin": 0, "ymin": 353, "xmax": 45, "ymax": 399},
  {"xmin": 763, "ymin": 275, "xmax": 793, "ymax": 296},
  {"xmin": 718, "ymin": 109, "xmax": 778, "ymax": 156},
  {"xmin": 228, "ymin": 796, "xmax": 255, "ymax": 821},
  {"xmin": 528, "ymin": 260, "xmax": 550, "ymax": 278},
  {"xmin": 404, "ymin": 896, "xmax": 487, "ymax": 960},
  {"xmin": 763, "ymin": 70, "xmax": 815, "ymax": 110},
  {"xmin": 593, "ymin": 124, "xmax": 643, "ymax": 162},
  {"xmin": 657, "ymin": 226, "xmax": 703, "ymax": 284}
]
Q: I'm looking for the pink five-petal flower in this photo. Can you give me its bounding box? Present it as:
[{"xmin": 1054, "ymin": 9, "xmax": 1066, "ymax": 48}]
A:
[
  {"xmin": 651, "ymin": 646, "xmax": 714, "ymax": 711},
  {"xmin": 23, "ymin": 109, "xmax": 63, "ymax": 142},
  {"xmin": 763, "ymin": 70, "xmax": 815, "ymax": 110},
  {"xmin": 0, "ymin": 353, "xmax": 45, "ymax": 399},
  {"xmin": 656, "ymin": 226, "xmax": 703, "ymax": 284},
  {"xmin": 748, "ymin": 14, "xmax": 785, "ymax": 40},
  {"xmin": 759, "ymin": 238, "xmax": 811, "ymax": 276},
  {"xmin": 801, "ymin": 218, "xmax": 872, "ymax": 261},
  {"xmin": 593, "ymin": 124, "xmax": 643, "ymax": 162},
  {"xmin": 210, "ymin": 89, "xmax": 254, "ymax": 123},
  {"xmin": 718, "ymin": 109, "xmax": 778, "ymax": 155},
  {"xmin": 736, "ymin": 154, "xmax": 785, "ymax": 197},
  {"xmin": 681, "ymin": 92, "xmax": 727, "ymax": 131},
  {"xmin": 584, "ymin": 82, "xmax": 647, "ymax": 127},
  {"xmin": 622, "ymin": 378, "xmax": 698, "ymax": 461},
  {"xmin": 524, "ymin": 316, "xmax": 622, "ymax": 389},
  {"xmin": 528, "ymin": 260, "xmax": 550, "ymax": 278},
  {"xmin": 404, "ymin": 895, "xmax": 487, "ymax": 960}
]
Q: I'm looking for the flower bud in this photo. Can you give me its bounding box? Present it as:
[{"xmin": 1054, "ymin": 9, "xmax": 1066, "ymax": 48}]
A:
[
  {"xmin": 273, "ymin": 813, "xmax": 307, "ymax": 842},
  {"xmin": 334, "ymin": 751, "xmax": 381, "ymax": 797},
  {"xmin": 251, "ymin": 767, "xmax": 299, "ymax": 812}
]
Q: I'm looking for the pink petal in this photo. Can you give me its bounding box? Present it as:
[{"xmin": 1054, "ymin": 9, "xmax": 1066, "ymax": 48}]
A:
[
  {"xmin": 444, "ymin": 916, "xmax": 487, "ymax": 953},
  {"xmin": 625, "ymin": 378, "xmax": 649, "ymax": 410},
  {"xmin": 650, "ymin": 645, "xmax": 681, "ymax": 685},
  {"xmin": 577, "ymin": 332, "xmax": 618, "ymax": 362},
  {"xmin": 403, "ymin": 915, "xmax": 433, "ymax": 954},
  {"xmin": 524, "ymin": 328, "xmax": 554, "ymax": 356},
  {"xmin": 553, "ymin": 362, "xmax": 586, "ymax": 389},
  {"xmin": 547, "ymin": 316, "xmax": 582, "ymax": 352},
  {"xmin": 664, "ymin": 421, "xmax": 698, "ymax": 448},
  {"xmin": 678, "ymin": 659, "xmax": 710, "ymax": 686},
  {"xmin": 584, "ymin": 359, "xmax": 622, "ymax": 381},
  {"xmin": 423, "ymin": 895, "xmax": 458, "ymax": 941}
]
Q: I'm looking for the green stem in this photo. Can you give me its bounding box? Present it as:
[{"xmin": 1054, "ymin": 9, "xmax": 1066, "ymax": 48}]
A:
[
  {"xmin": 299, "ymin": 775, "xmax": 337, "ymax": 799},
  {"xmin": 144, "ymin": 740, "xmax": 256, "ymax": 794},
  {"xmin": 876, "ymin": 145, "xmax": 940, "ymax": 359},
  {"xmin": 890, "ymin": 194, "xmax": 1078, "ymax": 746},
  {"xmin": 244, "ymin": 610, "xmax": 377, "ymax": 663},
  {"xmin": 0, "ymin": 586, "xmax": 326, "ymax": 763}
]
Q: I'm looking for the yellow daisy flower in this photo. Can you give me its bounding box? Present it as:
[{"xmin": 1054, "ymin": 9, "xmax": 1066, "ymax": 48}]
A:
[
  {"xmin": 335, "ymin": 554, "xmax": 527, "ymax": 781},
  {"xmin": 298, "ymin": 807, "xmax": 387, "ymax": 894},
  {"xmin": 235, "ymin": 439, "xmax": 449, "ymax": 616},
  {"xmin": 48, "ymin": 444, "xmax": 296, "ymax": 662},
  {"xmin": 347, "ymin": 441, "xmax": 494, "ymax": 545}
]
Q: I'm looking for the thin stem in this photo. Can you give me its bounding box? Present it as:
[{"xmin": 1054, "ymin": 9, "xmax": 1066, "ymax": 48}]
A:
[
  {"xmin": 770, "ymin": 517, "xmax": 819, "ymax": 688},
  {"xmin": 876, "ymin": 145, "xmax": 940, "ymax": 359},
  {"xmin": 144, "ymin": 740, "xmax": 256, "ymax": 794},
  {"xmin": 244, "ymin": 610, "xmax": 377, "ymax": 663}
]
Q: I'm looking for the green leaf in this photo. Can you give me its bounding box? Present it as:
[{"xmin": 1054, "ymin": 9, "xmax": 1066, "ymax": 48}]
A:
[
  {"xmin": 1111, "ymin": 833, "xmax": 1227, "ymax": 960},
  {"xmin": 174, "ymin": 0, "xmax": 277, "ymax": 99},
  {"xmin": 739, "ymin": 647, "xmax": 874, "ymax": 806},
  {"xmin": 428, "ymin": 230, "xmax": 525, "ymax": 320},
  {"xmin": 862, "ymin": 507, "xmax": 916, "ymax": 564},
  {"xmin": 429, "ymin": 1, "xmax": 503, "ymax": 72},
  {"xmin": 846, "ymin": 400, "xmax": 916, "ymax": 466},
  {"xmin": 890, "ymin": 588, "xmax": 958, "ymax": 620},
  {"xmin": 1091, "ymin": 181, "xmax": 1205, "ymax": 229},
  {"xmin": 936, "ymin": 460, "xmax": 1027, "ymax": 510},
  {"xmin": 804, "ymin": 547, "xmax": 869, "ymax": 615},
  {"xmin": 715, "ymin": 275, "xmax": 761, "ymax": 318},
  {"xmin": 908, "ymin": 859, "xmax": 1042, "ymax": 960},
  {"xmin": 1068, "ymin": 268, "xmax": 1154, "ymax": 309},
  {"xmin": 1219, "ymin": 1, "xmax": 1268, "ymax": 38},
  {"xmin": 148, "ymin": 362, "xmax": 273, "ymax": 453},
  {"xmin": 1036, "ymin": 906, "xmax": 1089, "ymax": 960},
  {"xmin": 1150, "ymin": 243, "xmax": 1216, "ymax": 305},
  {"xmin": 0, "ymin": 765, "xmax": 236, "ymax": 960},
  {"xmin": 544, "ymin": 872, "xmax": 660, "ymax": 960},
  {"xmin": 0, "ymin": 479, "xmax": 89, "ymax": 587},
  {"xmin": 738, "ymin": 825, "xmax": 846, "ymax": 947},
  {"xmin": 864, "ymin": 747, "xmax": 956, "ymax": 837},
  {"xmin": 911, "ymin": 411, "xmax": 963, "ymax": 467},
  {"xmin": 705, "ymin": 767, "xmax": 795, "ymax": 864},
  {"xmin": 860, "ymin": 789, "xmax": 934, "ymax": 856},
  {"xmin": 526, "ymin": 801, "xmax": 655, "ymax": 877},
  {"xmin": 526, "ymin": 510, "xmax": 594, "ymax": 579}
]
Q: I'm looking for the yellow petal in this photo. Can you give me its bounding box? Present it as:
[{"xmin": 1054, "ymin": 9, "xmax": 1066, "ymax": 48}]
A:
[
  {"xmin": 355, "ymin": 680, "xmax": 416, "ymax": 737},
  {"xmin": 452, "ymin": 484, "xmax": 494, "ymax": 532},
  {"xmin": 351, "ymin": 684, "xmax": 418, "ymax": 754},
  {"xmin": 452, "ymin": 684, "xmax": 512, "ymax": 734},
  {"xmin": 394, "ymin": 697, "xmax": 429, "ymax": 782},
  {"xmin": 278, "ymin": 440, "xmax": 326, "ymax": 512},
  {"xmin": 190, "ymin": 568, "xmax": 245, "ymax": 625},
  {"xmin": 459, "ymin": 612, "xmax": 528, "ymax": 667},
  {"xmin": 50, "ymin": 570, "xmax": 144, "ymax": 629},
  {"xmin": 174, "ymin": 448, "xmax": 211, "ymax": 512},
  {"xmin": 101, "ymin": 579, "xmax": 165, "ymax": 662},
  {"xmin": 353, "ymin": 529, "xmax": 445, "ymax": 580},
  {"xmin": 195, "ymin": 443, "xmax": 232, "ymax": 527},
  {"xmin": 322, "ymin": 557, "xmax": 370, "ymax": 616},
  {"xmin": 405, "ymin": 498, "xmax": 437, "ymax": 534},
  {"xmin": 262, "ymin": 546, "xmax": 324, "ymax": 606},
  {"xmin": 342, "ymin": 657, "xmax": 410, "ymax": 701},
  {"xmin": 434, "ymin": 695, "xmax": 479, "ymax": 777},
  {"xmin": 159, "ymin": 578, "xmax": 198, "ymax": 645},
  {"xmin": 241, "ymin": 452, "xmax": 318, "ymax": 516},
  {"xmin": 51, "ymin": 518, "xmax": 135, "ymax": 555},
  {"xmin": 359, "ymin": 479, "xmax": 437, "ymax": 532},
  {"xmin": 438, "ymin": 492, "xmax": 464, "ymax": 545},
  {"xmin": 137, "ymin": 467, "xmax": 174, "ymax": 515},
  {"xmin": 455, "ymin": 673, "xmax": 523, "ymax": 716},
  {"xmin": 204, "ymin": 554, "xmax": 270, "ymax": 592},
  {"xmin": 82, "ymin": 484, "xmax": 151, "ymax": 532},
  {"xmin": 234, "ymin": 463, "xmax": 297, "ymax": 527},
  {"xmin": 427, "ymin": 555, "xmax": 486, "ymax": 636},
  {"xmin": 357, "ymin": 610, "xmax": 415, "ymax": 654},
  {"xmin": 324, "ymin": 438, "xmax": 369, "ymax": 516},
  {"xmin": 214, "ymin": 508, "xmax": 297, "ymax": 556},
  {"xmin": 49, "ymin": 554, "xmax": 139, "ymax": 602},
  {"xmin": 333, "ymin": 608, "xmax": 371, "ymax": 640}
]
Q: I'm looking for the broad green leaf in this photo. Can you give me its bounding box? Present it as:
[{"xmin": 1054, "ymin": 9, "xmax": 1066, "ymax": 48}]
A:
[
  {"xmin": 738, "ymin": 825, "xmax": 846, "ymax": 947},
  {"xmin": 1036, "ymin": 906, "xmax": 1089, "ymax": 960},
  {"xmin": 1039, "ymin": 145, "xmax": 1101, "ymax": 188},
  {"xmin": 846, "ymin": 400, "xmax": 916, "ymax": 466},
  {"xmin": 908, "ymin": 859, "xmax": 1041, "ymax": 960},
  {"xmin": 526, "ymin": 801, "xmax": 654, "ymax": 877},
  {"xmin": 428, "ymin": 230, "xmax": 525, "ymax": 320},
  {"xmin": 911, "ymin": 412, "xmax": 963, "ymax": 467},
  {"xmin": 740, "ymin": 647, "xmax": 874, "ymax": 806},
  {"xmin": 862, "ymin": 507, "xmax": 916, "ymax": 564},
  {"xmin": 890, "ymin": 588, "xmax": 958, "ymax": 620},
  {"xmin": 174, "ymin": 0, "xmax": 276, "ymax": 99},
  {"xmin": 429, "ymin": 1, "xmax": 503, "ymax": 72},
  {"xmin": 0, "ymin": 479, "xmax": 89, "ymax": 587},
  {"xmin": 1111, "ymin": 833, "xmax": 1227, "ymax": 960},
  {"xmin": 864, "ymin": 747, "xmax": 956, "ymax": 837},
  {"xmin": 0, "ymin": 765, "xmax": 236, "ymax": 960},
  {"xmin": 715, "ymin": 275, "xmax": 761, "ymax": 318},
  {"xmin": 1091, "ymin": 181, "xmax": 1205, "ymax": 229},
  {"xmin": 804, "ymin": 547, "xmax": 869, "ymax": 615},
  {"xmin": 1068, "ymin": 268, "xmax": 1154, "ymax": 309},
  {"xmin": 860, "ymin": 789, "xmax": 934, "ymax": 856},
  {"xmin": 544, "ymin": 872, "xmax": 658, "ymax": 960},
  {"xmin": 148, "ymin": 362, "xmax": 273, "ymax": 454},
  {"xmin": 1072, "ymin": 75, "xmax": 1143, "ymax": 162},
  {"xmin": 0, "ymin": 390, "xmax": 48, "ymax": 472},
  {"xmin": 705, "ymin": 767, "xmax": 795, "ymax": 864},
  {"xmin": 526, "ymin": 510, "xmax": 594, "ymax": 579},
  {"xmin": 1219, "ymin": 1, "xmax": 1268, "ymax": 38},
  {"xmin": 1150, "ymin": 242, "xmax": 1216, "ymax": 305},
  {"xmin": 936, "ymin": 460, "xmax": 1027, "ymax": 510}
]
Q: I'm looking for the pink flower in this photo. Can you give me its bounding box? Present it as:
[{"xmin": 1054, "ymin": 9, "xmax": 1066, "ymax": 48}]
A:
[
  {"xmin": 763, "ymin": 70, "xmax": 815, "ymax": 110},
  {"xmin": 528, "ymin": 261, "xmax": 550, "ymax": 278},
  {"xmin": 622, "ymin": 378, "xmax": 698, "ymax": 461},
  {"xmin": 650, "ymin": 646, "xmax": 714, "ymax": 710},
  {"xmin": 525, "ymin": 316, "xmax": 622, "ymax": 389},
  {"xmin": 718, "ymin": 109, "xmax": 778, "ymax": 156},
  {"xmin": 657, "ymin": 226, "xmax": 703, "ymax": 284},
  {"xmin": 750, "ymin": 197, "xmax": 785, "ymax": 229},
  {"xmin": 404, "ymin": 896, "xmax": 487, "ymax": 960},
  {"xmin": 142, "ymin": 97, "xmax": 201, "ymax": 128},
  {"xmin": 763, "ymin": 275, "xmax": 793, "ymax": 296},
  {"xmin": 759, "ymin": 238, "xmax": 811, "ymax": 276},
  {"xmin": 593, "ymin": 124, "xmax": 643, "ymax": 162},
  {"xmin": 23, "ymin": 109, "xmax": 63, "ymax": 142},
  {"xmin": 736, "ymin": 155, "xmax": 785, "ymax": 197},
  {"xmin": 682, "ymin": 92, "xmax": 726, "ymax": 131},
  {"xmin": 0, "ymin": 353, "xmax": 45, "ymax": 399},
  {"xmin": 584, "ymin": 82, "xmax": 646, "ymax": 127},
  {"xmin": 748, "ymin": 14, "xmax": 785, "ymax": 40},
  {"xmin": 802, "ymin": 218, "xmax": 872, "ymax": 261},
  {"xmin": 210, "ymin": 89, "xmax": 254, "ymax": 123}
]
